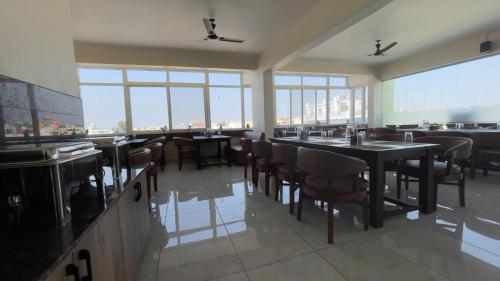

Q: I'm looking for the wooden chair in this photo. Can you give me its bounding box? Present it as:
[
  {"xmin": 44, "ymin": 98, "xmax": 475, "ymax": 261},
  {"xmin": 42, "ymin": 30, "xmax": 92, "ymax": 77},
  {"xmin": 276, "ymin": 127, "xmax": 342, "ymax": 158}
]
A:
[
  {"xmin": 252, "ymin": 140, "xmax": 273, "ymax": 196},
  {"xmin": 173, "ymin": 137, "xmax": 195, "ymax": 170},
  {"xmin": 144, "ymin": 142, "xmax": 163, "ymax": 196},
  {"xmin": 374, "ymin": 127, "xmax": 398, "ymax": 137},
  {"xmin": 145, "ymin": 136, "xmax": 167, "ymax": 171},
  {"xmin": 470, "ymin": 132, "xmax": 500, "ymax": 179},
  {"xmin": 396, "ymin": 136, "xmax": 472, "ymax": 206},
  {"xmin": 230, "ymin": 131, "xmax": 265, "ymax": 165},
  {"xmin": 271, "ymin": 143, "xmax": 299, "ymax": 213},
  {"xmin": 295, "ymin": 147, "xmax": 369, "ymax": 244},
  {"xmin": 129, "ymin": 147, "xmax": 152, "ymax": 209}
]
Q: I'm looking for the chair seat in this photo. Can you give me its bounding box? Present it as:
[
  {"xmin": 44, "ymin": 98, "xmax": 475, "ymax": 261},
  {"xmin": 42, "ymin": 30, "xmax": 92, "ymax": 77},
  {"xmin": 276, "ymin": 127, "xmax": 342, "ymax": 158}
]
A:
[
  {"xmin": 230, "ymin": 144, "xmax": 243, "ymax": 152},
  {"xmin": 303, "ymin": 175, "xmax": 368, "ymax": 200},
  {"xmin": 399, "ymin": 159, "xmax": 460, "ymax": 177},
  {"xmin": 275, "ymin": 164, "xmax": 296, "ymax": 181},
  {"xmin": 477, "ymin": 149, "xmax": 500, "ymax": 161},
  {"xmin": 256, "ymin": 158, "xmax": 273, "ymax": 170}
]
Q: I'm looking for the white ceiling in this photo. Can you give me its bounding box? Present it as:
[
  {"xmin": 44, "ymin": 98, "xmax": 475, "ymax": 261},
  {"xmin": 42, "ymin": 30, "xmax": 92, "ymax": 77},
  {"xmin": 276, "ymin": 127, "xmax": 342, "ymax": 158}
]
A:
[
  {"xmin": 303, "ymin": 0, "xmax": 500, "ymax": 65},
  {"xmin": 70, "ymin": 0, "xmax": 319, "ymax": 54}
]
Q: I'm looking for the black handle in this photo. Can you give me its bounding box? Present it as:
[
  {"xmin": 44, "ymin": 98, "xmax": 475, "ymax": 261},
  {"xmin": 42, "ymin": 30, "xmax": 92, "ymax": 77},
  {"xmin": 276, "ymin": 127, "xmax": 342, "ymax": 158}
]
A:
[
  {"xmin": 134, "ymin": 182, "xmax": 142, "ymax": 202},
  {"xmin": 78, "ymin": 249, "xmax": 93, "ymax": 281},
  {"xmin": 66, "ymin": 264, "xmax": 81, "ymax": 281}
]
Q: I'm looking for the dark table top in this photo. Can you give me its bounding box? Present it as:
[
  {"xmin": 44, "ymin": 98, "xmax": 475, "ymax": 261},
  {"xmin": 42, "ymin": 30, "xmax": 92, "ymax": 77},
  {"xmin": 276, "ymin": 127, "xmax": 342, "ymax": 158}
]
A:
[
  {"xmin": 192, "ymin": 135, "xmax": 232, "ymax": 142},
  {"xmin": 0, "ymin": 165, "xmax": 148, "ymax": 281},
  {"xmin": 399, "ymin": 128, "xmax": 500, "ymax": 133}
]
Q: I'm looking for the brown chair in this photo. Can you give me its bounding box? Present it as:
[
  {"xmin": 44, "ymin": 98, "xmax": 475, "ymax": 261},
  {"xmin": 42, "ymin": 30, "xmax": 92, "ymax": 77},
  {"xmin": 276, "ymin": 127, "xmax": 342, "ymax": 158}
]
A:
[
  {"xmin": 129, "ymin": 147, "xmax": 152, "ymax": 209},
  {"xmin": 396, "ymin": 136, "xmax": 473, "ymax": 206},
  {"xmin": 374, "ymin": 127, "xmax": 398, "ymax": 137},
  {"xmin": 427, "ymin": 131, "xmax": 469, "ymax": 138},
  {"xmin": 252, "ymin": 140, "xmax": 273, "ymax": 196},
  {"xmin": 144, "ymin": 142, "xmax": 163, "ymax": 196},
  {"xmin": 230, "ymin": 131, "xmax": 265, "ymax": 165},
  {"xmin": 146, "ymin": 136, "xmax": 167, "ymax": 171},
  {"xmin": 399, "ymin": 124, "xmax": 419, "ymax": 129},
  {"xmin": 470, "ymin": 132, "xmax": 500, "ymax": 179},
  {"xmin": 295, "ymin": 147, "xmax": 369, "ymax": 244},
  {"xmin": 271, "ymin": 143, "xmax": 299, "ymax": 213},
  {"xmin": 173, "ymin": 137, "xmax": 195, "ymax": 170},
  {"xmin": 329, "ymin": 128, "xmax": 346, "ymax": 138}
]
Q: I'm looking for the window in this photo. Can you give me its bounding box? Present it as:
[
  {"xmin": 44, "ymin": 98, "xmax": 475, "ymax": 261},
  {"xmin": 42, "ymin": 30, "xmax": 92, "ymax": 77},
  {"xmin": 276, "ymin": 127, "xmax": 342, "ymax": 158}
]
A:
[
  {"xmin": 209, "ymin": 87, "xmax": 241, "ymax": 128},
  {"xmin": 80, "ymin": 86, "xmax": 126, "ymax": 134},
  {"xmin": 291, "ymin": 89, "xmax": 302, "ymax": 125},
  {"xmin": 209, "ymin": 72, "xmax": 240, "ymax": 85},
  {"xmin": 317, "ymin": 89, "xmax": 327, "ymax": 123},
  {"xmin": 169, "ymin": 71, "xmax": 205, "ymax": 83},
  {"xmin": 275, "ymin": 89, "xmax": 290, "ymax": 125},
  {"xmin": 303, "ymin": 89, "xmax": 316, "ymax": 124},
  {"xmin": 127, "ymin": 69, "xmax": 167, "ymax": 82},
  {"xmin": 383, "ymin": 53, "xmax": 500, "ymax": 124},
  {"xmin": 303, "ymin": 76, "xmax": 327, "ymax": 86},
  {"xmin": 170, "ymin": 87, "xmax": 205, "ymax": 129},
  {"xmin": 78, "ymin": 68, "xmax": 122, "ymax": 84},
  {"xmin": 329, "ymin": 88, "xmax": 350, "ymax": 123},
  {"xmin": 353, "ymin": 87, "xmax": 363, "ymax": 120},
  {"xmin": 129, "ymin": 87, "xmax": 168, "ymax": 131},
  {"xmin": 244, "ymin": 88, "xmax": 253, "ymax": 128},
  {"xmin": 329, "ymin": 76, "xmax": 347, "ymax": 87},
  {"xmin": 274, "ymin": 75, "xmax": 301, "ymax": 86},
  {"xmin": 365, "ymin": 86, "xmax": 369, "ymax": 122}
]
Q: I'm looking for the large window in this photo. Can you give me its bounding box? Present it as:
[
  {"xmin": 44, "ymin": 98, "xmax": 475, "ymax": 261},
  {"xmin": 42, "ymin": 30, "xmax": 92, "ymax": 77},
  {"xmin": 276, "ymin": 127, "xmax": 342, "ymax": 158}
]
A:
[
  {"xmin": 382, "ymin": 53, "xmax": 500, "ymax": 124},
  {"xmin": 77, "ymin": 66, "xmax": 252, "ymax": 134},
  {"xmin": 274, "ymin": 73, "xmax": 365, "ymax": 126}
]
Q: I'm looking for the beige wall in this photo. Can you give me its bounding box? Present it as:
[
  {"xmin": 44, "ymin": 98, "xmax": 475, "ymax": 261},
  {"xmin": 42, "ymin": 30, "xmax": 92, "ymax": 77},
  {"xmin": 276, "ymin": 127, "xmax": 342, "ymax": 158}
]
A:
[
  {"xmin": 376, "ymin": 29, "xmax": 500, "ymax": 80},
  {"xmin": 279, "ymin": 58, "xmax": 376, "ymax": 76},
  {"xmin": 0, "ymin": 0, "xmax": 78, "ymax": 96},
  {"xmin": 74, "ymin": 42, "xmax": 259, "ymax": 70}
]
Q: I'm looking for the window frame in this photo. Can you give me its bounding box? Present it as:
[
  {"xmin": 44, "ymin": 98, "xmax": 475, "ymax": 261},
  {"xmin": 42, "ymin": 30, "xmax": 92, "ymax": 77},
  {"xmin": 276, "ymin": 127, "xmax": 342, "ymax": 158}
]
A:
[{"xmin": 76, "ymin": 64, "xmax": 251, "ymax": 135}]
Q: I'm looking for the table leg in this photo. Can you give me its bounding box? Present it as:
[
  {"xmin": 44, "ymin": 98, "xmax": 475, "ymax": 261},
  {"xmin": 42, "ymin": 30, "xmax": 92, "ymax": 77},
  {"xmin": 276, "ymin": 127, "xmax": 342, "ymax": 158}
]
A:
[
  {"xmin": 419, "ymin": 149, "xmax": 436, "ymax": 213},
  {"xmin": 217, "ymin": 142, "xmax": 222, "ymax": 158},
  {"xmin": 368, "ymin": 157, "xmax": 385, "ymax": 228},
  {"xmin": 226, "ymin": 140, "xmax": 232, "ymax": 167},
  {"xmin": 195, "ymin": 142, "xmax": 202, "ymax": 170}
]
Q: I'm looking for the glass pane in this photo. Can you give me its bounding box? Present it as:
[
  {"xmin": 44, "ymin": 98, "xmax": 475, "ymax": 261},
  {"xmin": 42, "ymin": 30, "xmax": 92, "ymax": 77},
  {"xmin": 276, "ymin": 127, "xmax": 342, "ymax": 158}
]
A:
[
  {"xmin": 291, "ymin": 89, "xmax": 302, "ymax": 125},
  {"xmin": 275, "ymin": 89, "xmax": 290, "ymax": 125},
  {"xmin": 170, "ymin": 87, "xmax": 205, "ymax": 129},
  {"xmin": 78, "ymin": 68, "xmax": 122, "ymax": 83},
  {"xmin": 365, "ymin": 86, "xmax": 369, "ymax": 122},
  {"xmin": 127, "ymin": 69, "xmax": 167, "ymax": 82},
  {"xmin": 329, "ymin": 88, "xmax": 351, "ymax": 122},
  {"xmin": 209, "ymin": 87, "xmax": 242, "ymax": 128},
  {"xmin": 208, "ymin": 72, "xmax": 241, "ymax": 85},
  {"xmin": 303, "ymin": 89, "xmax": 316, "ymax": 124},
  {"xmin": 274, "ymin": 75, "xmax": 301, "ymax": 86},
  {"xmin": 169, "ymin": 71, "xmax": 205, "ymax": 83},
  {"xmin": 130, "ymin": 87, "xmax": 168, "ymax": 131},
  {"xmin": 303, "ymin": 76, "xmax": 327, "ymax": 86},
  {"xmin": 354, "ymin": 88, "xmax": 363, "ymax": 119},
  {"xmin": 330, "ymin": 76, "xmax": 347, "ymax": 87},
  {"xmin": 316, "ymin": 89, "xmax": 327, "ymax": 123},
  {"xmin": 80, "ymin": 86, "xmax": 126, "ymax": 134},
  {"xmin": 244, "ymin": 88, "xmax": 253, "ymax": 128}
]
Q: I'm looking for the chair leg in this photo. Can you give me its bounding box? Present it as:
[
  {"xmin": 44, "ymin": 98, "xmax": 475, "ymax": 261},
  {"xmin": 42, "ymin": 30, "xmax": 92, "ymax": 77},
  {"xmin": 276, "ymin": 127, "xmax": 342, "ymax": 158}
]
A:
[
  {"xmin": 459, "ymin": 179, "xmax": 465, "ymax": 207},
  {"xmin": 362, "ymin": 197, "xmax": 369, "ymax": 231},
  {"xmin": 254, "ymin": 170, "xmax": 259, "ymax": 188},
  {"xmin": 483, "ymin": 169, "xmax": 489, "ymax": 177},
  {"xmin": 154, "ymin": 173, "xmax": 158, "ymax": 191},
  {"xmin": 404, "ymin": 175, "xmax": 409, "ymax": 190},
  {"xmin": 289, "ymin": 181, "xmax": 295, "ymax": 214},
  {"xmin": 244, "ymin": 161, "xmax": 248, "ymax": 179},
  {"xmin": 327, "ymin": 202, "xmax": 334, "ymax": 244},
  {"xmin": 265, "ymin": 172, "xmax": 270, "ymax": 196},
  {"xmin": 177, "ymin": 151, "xmax": 183, "ymax": 171},
  {"xmin": 396, "ymin": 172, "xmax": 402, "ymax": 199},
  {"xmin": 146, "ymin": 175, "xmax": 152, "ymax": 213},
  {"xmin": 297, "ymin": 188, "xmax": 304, "ymax": 221},
  {"xmin": 320, "ymin": 200, "xmax": 324, "ymax": 209},
  {"xmin": 470, "ymin": 158, "xmax": 476, "ymax": 180},
  {"xmin": 274, "ymin": 178, "xmax": 280, "ymax": 201}
]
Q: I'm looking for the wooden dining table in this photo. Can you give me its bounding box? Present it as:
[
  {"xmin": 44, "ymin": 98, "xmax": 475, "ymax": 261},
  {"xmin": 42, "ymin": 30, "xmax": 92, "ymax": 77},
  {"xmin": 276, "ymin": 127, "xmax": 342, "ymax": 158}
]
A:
[
  {"xmin": 192, "ymin": 135, "xmax": 232, "ymax": 170},
  {"xmin": 270, "ymin": 137, "xmax": 440, "ymax": 228}
]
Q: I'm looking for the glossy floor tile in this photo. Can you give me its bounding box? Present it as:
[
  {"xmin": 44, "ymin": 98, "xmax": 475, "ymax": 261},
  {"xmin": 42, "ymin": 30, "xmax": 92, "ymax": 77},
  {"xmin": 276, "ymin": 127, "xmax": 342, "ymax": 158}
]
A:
[{"xmin": 138, "ymin": 163, "xmax": 500, "ymax": 281}]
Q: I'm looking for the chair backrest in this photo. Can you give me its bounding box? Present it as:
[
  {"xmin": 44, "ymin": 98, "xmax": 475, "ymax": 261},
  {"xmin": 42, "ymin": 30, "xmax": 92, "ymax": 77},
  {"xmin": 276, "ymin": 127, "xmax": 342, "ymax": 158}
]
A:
[
  {"xmin": 271, "ymin": 143, "xmax": 298, "ymax": 165},
  {"xmin": 129, "ymin": 147, "xmax": 152, "ymax": 167},
  {"xmin": 374, "ymin": 127, "xmax": 398, "ymax": 137},
  {"xmin": 297, "ymin": 147, "xmax": 367, "ymax": 179},
  {"xmin": 330, "ymin": 128, "xmax": 345, "ymax": 138},
  {"xmin": 252, "ymin": 140, "xmax": 272, "ymax": 159},
  {"xmin": 471, "ymin": 132, "xmax": 500, "ymax": 149},
  {"xmin": 399, "ymin": 124, "xmax": 419, "ymax": 129},
  {"xmin": 146, "ymin": 136, "xmax": 167, "ymax": 145},
  {"xmin": 243, "ymin": 131, "xmax": 265, "ymax": 141},
  {"xmin": 144, "ymin": 142, "xmax": 163, "ymax": 161},
  {"xmin": 414, "ymin": 136, "xmax": 473, "ymax": 161},
  {"xmin": 372, "ymin": 134, "xmax": 405, "ymax": 142},
  {"xmin": 173, "ymin": 137, "xmax": 193, "ymax": 147},
  {"xmin": 426, "ymin": 131, "xmax": 469, "ymax": 138}
]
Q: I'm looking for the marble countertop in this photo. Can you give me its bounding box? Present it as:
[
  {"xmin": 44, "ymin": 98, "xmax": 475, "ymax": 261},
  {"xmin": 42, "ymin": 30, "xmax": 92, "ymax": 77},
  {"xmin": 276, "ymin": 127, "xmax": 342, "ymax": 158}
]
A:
[{"xmin": 0, "ymin": 165, "xmax": 148, "ymax": 281}]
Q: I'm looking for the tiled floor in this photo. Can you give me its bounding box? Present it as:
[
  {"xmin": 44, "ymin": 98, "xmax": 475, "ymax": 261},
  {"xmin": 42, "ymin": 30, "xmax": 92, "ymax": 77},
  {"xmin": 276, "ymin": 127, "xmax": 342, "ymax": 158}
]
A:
[{"xmin": 137, "ymin": 162, "xmax": 500, "ymax": 281}]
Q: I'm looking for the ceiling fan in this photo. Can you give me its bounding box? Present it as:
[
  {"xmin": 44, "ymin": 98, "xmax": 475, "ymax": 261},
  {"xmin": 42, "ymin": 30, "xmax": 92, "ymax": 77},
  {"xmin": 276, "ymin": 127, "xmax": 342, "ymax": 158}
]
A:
[
  {"xmin": 369, "ymin": 40, "xmax": 397, "ymax": 56},
  {"xmin": 203, "ymin": 18, "xmax": 244, "ymax": 43}
]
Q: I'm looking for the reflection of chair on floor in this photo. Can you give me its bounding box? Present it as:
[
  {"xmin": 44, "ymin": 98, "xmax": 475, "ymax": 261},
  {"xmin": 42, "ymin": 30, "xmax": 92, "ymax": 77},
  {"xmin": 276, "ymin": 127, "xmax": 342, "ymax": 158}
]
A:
[{"xmin": 295, "ymin": 147, "xmax": 369, "ymax": 244}]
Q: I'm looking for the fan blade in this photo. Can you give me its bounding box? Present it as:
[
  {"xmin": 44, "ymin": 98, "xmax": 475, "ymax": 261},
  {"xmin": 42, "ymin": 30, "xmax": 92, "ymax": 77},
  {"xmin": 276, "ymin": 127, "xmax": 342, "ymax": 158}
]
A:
[
  {"xmin": 219, "ymin": 37, "xmax": 244, "ymax": 43},
  {"xmin": 380, "ymin": 42, "xmax": 397, "ymax": 53},
  {"xmin": 203, "ymin": 18, "xmax": 214, "ymax": 34}
]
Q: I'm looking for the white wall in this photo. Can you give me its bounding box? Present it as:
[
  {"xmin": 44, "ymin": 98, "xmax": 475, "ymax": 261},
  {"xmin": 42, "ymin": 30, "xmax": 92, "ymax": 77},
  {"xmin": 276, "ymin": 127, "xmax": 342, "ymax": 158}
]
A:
[
  {"xmin": 279, "ymin": 58, "xmax": 376, "ymax": 76},
  {"xmin": 0, "ymin": 0, "xmax": 78, "ymax": 96}
]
